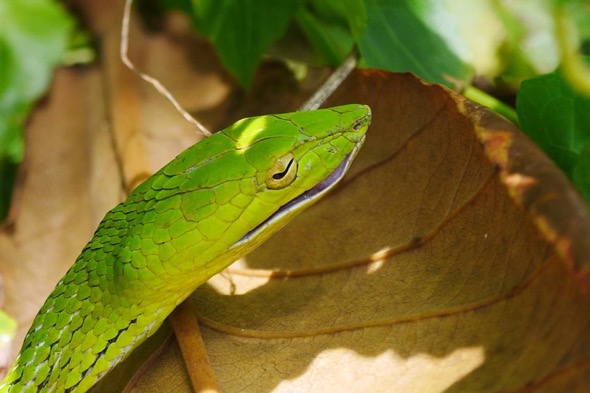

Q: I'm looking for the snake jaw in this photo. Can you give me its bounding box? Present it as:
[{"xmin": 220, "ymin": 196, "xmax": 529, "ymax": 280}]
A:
[{"xmin": 233, "ymin": 135, "xmax": 365, "ymax": 248}]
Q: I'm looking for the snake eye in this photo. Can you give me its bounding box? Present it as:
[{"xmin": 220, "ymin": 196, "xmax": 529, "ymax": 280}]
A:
[{"xmin": 266, "ymin": 153, "xmax": 297, "ymax": 190}]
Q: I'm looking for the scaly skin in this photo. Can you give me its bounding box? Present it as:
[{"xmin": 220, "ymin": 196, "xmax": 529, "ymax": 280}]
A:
[{"xmin": 0, "ymin": 104, "xmax": 370, "ymax": 392}]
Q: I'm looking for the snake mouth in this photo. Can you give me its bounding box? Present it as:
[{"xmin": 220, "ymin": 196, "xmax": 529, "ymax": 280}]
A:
[
  {"xmin": 234, "ymin": 135, "xmax": 365, "ymax": 247},
  {"xmin": 279, "ymin": 137, "xmax": 364, "ymax": 212}
]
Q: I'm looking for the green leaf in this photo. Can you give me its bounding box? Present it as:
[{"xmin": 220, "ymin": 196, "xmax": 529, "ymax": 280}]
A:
[
  {"xmin": 160, "ymin": 0, "xmax": 193, "ymax": 15},
  {"xmin": 572, "ymin": 143, "xmax": 590, "ymax": 201},
  {"xmin": 358, "ymin": 0, "xmax": 473, "ymax": 88},
  {"xmin": 0, "ymin": 310, "xmax": 15, "ymax": 383},
  {"xmin": 0, "ymin": 0, "xmax": 73, "ymax": 221},
  {"xmin": 190, "ymin": 0, "xmax": 301, "ymax": 88},
  {"xmin": 517, "ymin": 66, "xmax": 590, "ymax": 203},
  {"xmin": 0, "ymin": 310, "xmax": 16, "ymax": 348},
  {"xmin": 295, "ymin": 0, "xmax": 366, "ymax": 65},
  {"xmin": 0, "ymin": 0, "xmax": 73, "ymax": 108}
]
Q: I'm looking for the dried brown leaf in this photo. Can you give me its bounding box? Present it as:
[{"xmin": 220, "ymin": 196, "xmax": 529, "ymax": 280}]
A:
[
  {"xmin": 0, "ymin": 68, "xmax": 122, "ymax": 359},
  {"xmin": 128, "ymin": 72, "xmax": 590, "ymax": 392}
]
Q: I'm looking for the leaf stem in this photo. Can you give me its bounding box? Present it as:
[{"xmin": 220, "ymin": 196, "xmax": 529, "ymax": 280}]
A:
[
  {"xmin": 463, "ymin": 86, "xmax": 519, "ymax": 125},
  {"xmin": 298, "ymin": 52, "xmax": 358, "ymax": 111}
]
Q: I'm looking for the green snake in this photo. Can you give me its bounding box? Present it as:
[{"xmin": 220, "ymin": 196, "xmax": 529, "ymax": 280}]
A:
[{"xmin": 0, "ymin": 104, "xmax": 370, "ymax": 392}]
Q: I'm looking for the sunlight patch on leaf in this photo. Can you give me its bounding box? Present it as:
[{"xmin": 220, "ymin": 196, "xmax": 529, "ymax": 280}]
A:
[{"xmin": 276, "ymin": 347, "xmax": 484, "ymax": 393}]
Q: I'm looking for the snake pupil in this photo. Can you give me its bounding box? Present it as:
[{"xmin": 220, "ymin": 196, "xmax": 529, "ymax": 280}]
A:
[{"xmin": 272, "ymin": 158, "xmax": 294, "ymax": 180}]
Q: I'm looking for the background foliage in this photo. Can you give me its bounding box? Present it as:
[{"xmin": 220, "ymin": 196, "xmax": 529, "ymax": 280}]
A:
[
  {"xmin": 1, "ymin": 0, "xmax": 590, "ymax": 219},
  {"xmin": 0, "ymin": 0, "xmax": 74, "ymax": 220}
]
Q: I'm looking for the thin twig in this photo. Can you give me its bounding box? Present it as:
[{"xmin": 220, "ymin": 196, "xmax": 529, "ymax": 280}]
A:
[
  {"xmin": 298, "ymin": 52, "xmax": 358, "ymax": 111},
  {"xmin": 121, "ymin": 0, "xmax": 211, "ymax": 136}
]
